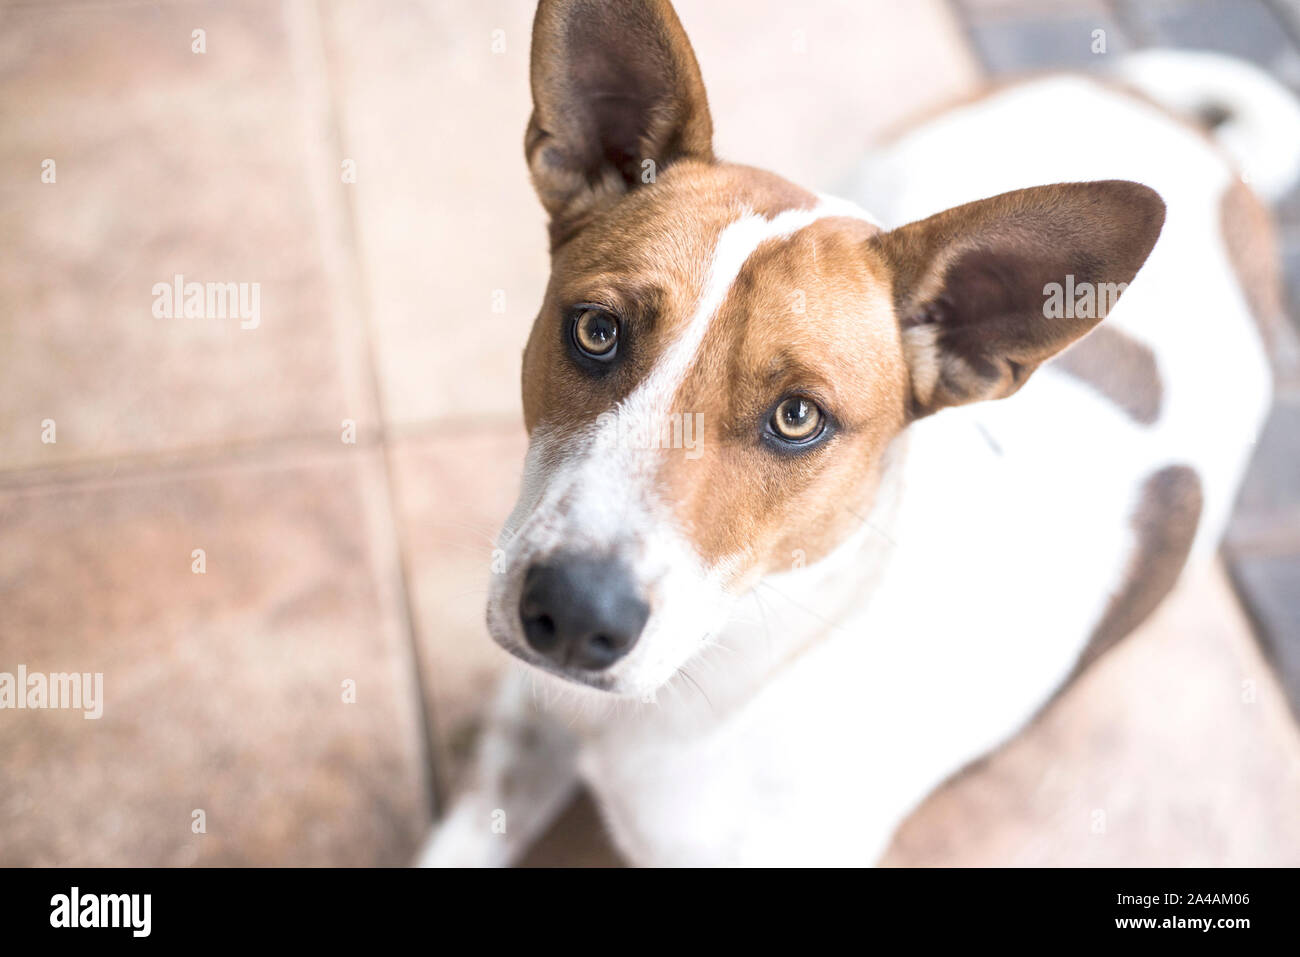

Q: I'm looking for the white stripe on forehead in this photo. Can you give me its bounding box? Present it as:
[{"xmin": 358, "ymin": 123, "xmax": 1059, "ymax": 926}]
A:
[{"xmin": 618, "ymin": 195, "xmax": 880, "ymax": 423}]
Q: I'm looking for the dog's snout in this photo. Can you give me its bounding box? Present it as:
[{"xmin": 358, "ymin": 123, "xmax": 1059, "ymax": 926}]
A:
[{"xmin": 519, "ymin": 553, "xmax": 649, "ymax": 671}]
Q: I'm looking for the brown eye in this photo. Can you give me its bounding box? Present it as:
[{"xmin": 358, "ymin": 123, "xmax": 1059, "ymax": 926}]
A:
[
  {"xmin": 771, "ymin": 396, "xmax": 824, "ymax": 443},
  {"xmin": 572, "ymin": 307, "xmax": 619, "ymax": 358}
]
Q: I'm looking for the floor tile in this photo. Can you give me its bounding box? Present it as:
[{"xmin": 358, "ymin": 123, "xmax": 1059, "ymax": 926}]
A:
[
  {"xmin": 0, "ymin": 0, "xmax": 375, "ymax": 473},
  {"xmin": 1281, "ymin": 229, "xmax": 1300, "ymax": 338},
  {"xmin": 1229, "ymin": 554, "xmax": 1300, "ymax": 723},
  {"xmin": 676, "ymin": 0, "xmax": 982, "ymax": 192},
  {"xmin": 962, "ymin": 8, "xmax": 1131, "ymax": 73},
  {"xmin": 1227, "ymin": 395, "xmax": 1300, "ymax": 549},
  {"xmin": 0, "ymin": 448, "xmax": 428, "ymax": 865},
  {"xmin": 1274, "ymin": 182, "xmax": 1300, "ymax": 232},
  {"xmin": 319, "ymin": 0, "xmax": 548, "ymax": 431},
  {"xmin": 1225, "ymin": 393, "xmax": 1300, "ymax": 719}
]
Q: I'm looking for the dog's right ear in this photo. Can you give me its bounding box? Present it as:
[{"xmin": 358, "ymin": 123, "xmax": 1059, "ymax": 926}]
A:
[
  {"xmin": 527, "ymin": 0, "xmax": 714, "ymax": 245},
  {"xmin": 869, "ymin": 181, "xmax": 1166, "ymax": 418}
]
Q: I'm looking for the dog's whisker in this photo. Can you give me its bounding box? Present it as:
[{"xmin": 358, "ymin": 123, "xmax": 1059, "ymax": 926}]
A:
[
  {"xmin": 425, "ymin": 586, "xmax": 492, "ymax": 610},
  {"xmin": 422, "ymin": 540, "xmax": 499, "ymax": 558},
  {"xmin": 674, "ymin": 666, "xmax": 715, "ymax": 715},
  {"xmin": 755, "ymin": 580, "xmax": 853, "ymax": 638},
  {"xmin": 419, "ymin": 518, "xmax": 503, "ymax": 548},
  {"xmin": 842, "ymin": 506, "xmax": 897, "ymax": 548}
]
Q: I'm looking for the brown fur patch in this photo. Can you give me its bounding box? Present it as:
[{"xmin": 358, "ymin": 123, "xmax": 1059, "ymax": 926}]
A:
[
  {"xmin": 657, "ymin": 215, "xmax": 909, "ymax": 574},
  {"xmin": 1052, "ymin": 325, "xmax": 1163, "ymax": 424},
  {"xmin": 1073, "ymin": 465, "xmax": 1204, "ymax": 675}
]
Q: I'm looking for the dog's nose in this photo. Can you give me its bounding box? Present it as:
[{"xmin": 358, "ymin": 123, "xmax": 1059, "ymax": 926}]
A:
[{"xmin": 519, "ymin": 553, "xmax": 649, "ymax": 671}]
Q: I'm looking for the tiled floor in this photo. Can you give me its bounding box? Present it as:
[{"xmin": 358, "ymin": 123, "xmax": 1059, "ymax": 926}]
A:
[
  {"xmin": 0, "ymin": 0, "xmax": 379, "ymax": 474},
  {"xmin": 0, "ymin": 448, "xmax": 428, "ymax": 865},
  {"xmin": 1, "ymin": 0, "xmax": 1298, "ymax": 866}
]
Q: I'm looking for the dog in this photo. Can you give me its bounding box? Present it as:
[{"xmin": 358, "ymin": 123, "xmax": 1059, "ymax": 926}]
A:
[{"xmin": 419, "ymin": 0, "xmax": 1300, "ymax": 866}]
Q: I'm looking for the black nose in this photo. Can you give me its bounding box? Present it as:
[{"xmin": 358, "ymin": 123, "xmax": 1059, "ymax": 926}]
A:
[{"xmin": 519, "ymin": 553, "xmax": 649, "ymax": 671}]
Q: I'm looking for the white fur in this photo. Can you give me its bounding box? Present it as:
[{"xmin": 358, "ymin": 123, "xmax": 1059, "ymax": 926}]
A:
[{"xmin": 423, "ymin": 58, "xmax": 1285, "ymax": 867}]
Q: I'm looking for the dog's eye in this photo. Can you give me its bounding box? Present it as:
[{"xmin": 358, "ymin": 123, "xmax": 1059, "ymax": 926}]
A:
[
  {"xmin": 771, "ymin": 396, "xmax": 824, "ymax": 443},
  {"xmin": 572, "ymin": 307, "xmax": 619, "ymax": 359}
]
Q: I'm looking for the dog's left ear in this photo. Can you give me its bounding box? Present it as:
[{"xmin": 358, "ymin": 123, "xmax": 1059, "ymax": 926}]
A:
[
  {"xmin": 869, "ymin": 180, "xmax": 1165, "ymax": 418},
  {"xmin": 527, "ymin": 0, "xmax": 714, "ymax": 245}
]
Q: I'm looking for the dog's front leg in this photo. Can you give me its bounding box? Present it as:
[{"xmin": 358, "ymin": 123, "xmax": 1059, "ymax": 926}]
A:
[{"xmin": 416, "ymin": 670, "xmax": 580, "ymax": 867}]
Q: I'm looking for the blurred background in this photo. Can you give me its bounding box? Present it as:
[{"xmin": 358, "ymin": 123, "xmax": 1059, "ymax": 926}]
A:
[{"xmin": 2, "ymin": 0, "xmax": 1298, "ymax": 866}]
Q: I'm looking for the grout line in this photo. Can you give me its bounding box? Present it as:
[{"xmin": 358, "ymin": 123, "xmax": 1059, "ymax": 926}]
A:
[
  {"xmin": 0, "ymin": 432, "xmax": 382, "ymax": 494},
  {"xmin": 288, "ymin": 0, "xmax": 448, "ymax": 824},
  {"xmin": 0, "ymin": 415, "xmax": 526, "ymax": 493},
  {"xmin": 1222, "ymin": 558, "xmax": 1300, "ymax": 724}
]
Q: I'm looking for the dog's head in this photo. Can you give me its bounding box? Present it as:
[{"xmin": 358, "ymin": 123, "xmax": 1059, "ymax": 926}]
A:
[{"xmin": 487, "ymin": 0, "xmax": 1165, "ymax": 696}]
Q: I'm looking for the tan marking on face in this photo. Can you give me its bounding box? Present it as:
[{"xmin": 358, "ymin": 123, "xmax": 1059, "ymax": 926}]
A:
[
  {"xmin": 1052, "ymin": 325, "xmax": 1163, "ymax": 425},
  {"xmin": 655, "ymin": 216, "xmax": 910, "ymax": 581}
]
